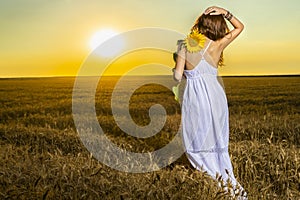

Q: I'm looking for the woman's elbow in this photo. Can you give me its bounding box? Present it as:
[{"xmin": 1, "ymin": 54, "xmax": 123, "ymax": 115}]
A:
[
  {"xmin": 236, "ymin": 24, "xmax": 244, "ymax": 36},
  {"xmin": 240, "ymin": 24, "xmax": 245, "ymax": 32},
  {"xmin": 172, "ymin": 69, "xmax": 182, "ymax": 82},
  {"xmin": 173, "ymin": 77, "xmax": 181, "ymax": 82}
]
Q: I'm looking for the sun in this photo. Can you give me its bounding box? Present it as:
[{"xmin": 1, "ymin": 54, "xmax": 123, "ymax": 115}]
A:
[
  {"xmin": 89, "ymin": 28, "xmax": 125, "ymax": 57},
  {"xmin": 89, "ymin": 29, "xmax": 118, "ymax": 50}
]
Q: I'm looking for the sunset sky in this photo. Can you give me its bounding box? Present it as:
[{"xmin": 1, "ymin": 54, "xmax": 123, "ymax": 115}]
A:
[{"xmin": 0, "ymin": 0, "xmax": 299, "ymax": 77}]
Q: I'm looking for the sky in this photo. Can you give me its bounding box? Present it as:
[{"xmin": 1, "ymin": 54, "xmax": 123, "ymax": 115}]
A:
[{"xmin": 0, "ymin": 0, "xmax": 299, "ymax": 77}]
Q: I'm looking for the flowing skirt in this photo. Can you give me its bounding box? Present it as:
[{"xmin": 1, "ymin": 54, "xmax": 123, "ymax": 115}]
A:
[{"xmin": 181, "ymin": 73, "xmax": 247, "ymax": 199}]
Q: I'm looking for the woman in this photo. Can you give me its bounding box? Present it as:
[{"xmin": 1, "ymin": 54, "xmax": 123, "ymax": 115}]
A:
[{"xmin": 173, "ymin": 6, "xmax": 247, "ymax": 199}]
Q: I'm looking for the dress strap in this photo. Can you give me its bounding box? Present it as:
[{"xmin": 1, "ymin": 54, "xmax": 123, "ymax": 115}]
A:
[{"xmin": 202, "ymin": 40, "xmax": 212, "ymax": 55}]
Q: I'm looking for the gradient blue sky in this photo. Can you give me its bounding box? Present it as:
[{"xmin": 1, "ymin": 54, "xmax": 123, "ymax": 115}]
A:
[{"xmin": 0, "ymin": 0, "xmax": 299, "ymax": 77}]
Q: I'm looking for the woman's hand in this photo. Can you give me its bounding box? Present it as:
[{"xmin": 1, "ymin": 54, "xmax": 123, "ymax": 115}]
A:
[
  {"xmin": 204, "ymin": 6, "xmax": 227, "ymax": 16},
  {"xmin": 204, "ymin": 6, "xmax": 244, "ymax": 50}
]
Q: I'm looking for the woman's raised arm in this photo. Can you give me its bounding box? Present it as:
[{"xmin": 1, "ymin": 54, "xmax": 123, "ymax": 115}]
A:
[{"xmin": 205, "ymin": 6, "xmax": 244, "ymax": 50}]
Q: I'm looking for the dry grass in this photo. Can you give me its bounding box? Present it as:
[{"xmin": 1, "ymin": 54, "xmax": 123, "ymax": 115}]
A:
[{"xmin": 0, "ymin": 76, "xmax": 299, "ymax": 199}]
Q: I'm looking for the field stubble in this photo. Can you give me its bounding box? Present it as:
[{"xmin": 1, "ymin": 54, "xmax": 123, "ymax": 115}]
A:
[{"xmin": 0, "ymin": 76, "xmax": 299, "ymax": 199}]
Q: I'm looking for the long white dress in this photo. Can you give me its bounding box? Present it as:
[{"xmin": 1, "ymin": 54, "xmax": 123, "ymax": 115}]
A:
[{"xmin": 181, "ymin": 40, "xmax": 248, "ymax": 199}]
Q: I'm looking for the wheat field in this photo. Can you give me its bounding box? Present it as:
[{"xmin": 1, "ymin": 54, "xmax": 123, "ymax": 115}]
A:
[{"xmin": 0, "ymin": 76, "xmax": 299, "ymax": 199}]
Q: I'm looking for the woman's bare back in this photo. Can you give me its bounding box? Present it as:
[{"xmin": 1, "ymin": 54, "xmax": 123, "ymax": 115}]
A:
[{"xmin": 185, "ymin": 39, "xmax": 222, "ymax": 70}]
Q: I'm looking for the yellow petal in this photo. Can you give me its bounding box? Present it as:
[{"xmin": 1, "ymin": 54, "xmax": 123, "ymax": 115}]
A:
[{"xmin": 183, "ymin": 30, "xmax": 206, "ymax": 53}]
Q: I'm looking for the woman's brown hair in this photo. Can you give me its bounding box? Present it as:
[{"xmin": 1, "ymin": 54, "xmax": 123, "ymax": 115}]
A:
[{"xmin": 191, "ymin": 14, "xmax": 229, "ymax": 67}]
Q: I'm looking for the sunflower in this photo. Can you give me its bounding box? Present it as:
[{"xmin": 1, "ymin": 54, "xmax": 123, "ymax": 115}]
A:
[{"xmin": 183, "ymin": 29, "xmax": 206, "ymax": 53}]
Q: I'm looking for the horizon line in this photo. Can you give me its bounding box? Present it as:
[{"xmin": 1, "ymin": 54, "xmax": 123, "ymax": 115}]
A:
[{"xmin": 0, "ymin": 74, "xmax": 299, "ymax": 79}]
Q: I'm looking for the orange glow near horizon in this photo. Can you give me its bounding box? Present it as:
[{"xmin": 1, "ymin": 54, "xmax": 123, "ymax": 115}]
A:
[{"xmin": 0, "ymin": 1, "xmax": 299, "ymax": 77}]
